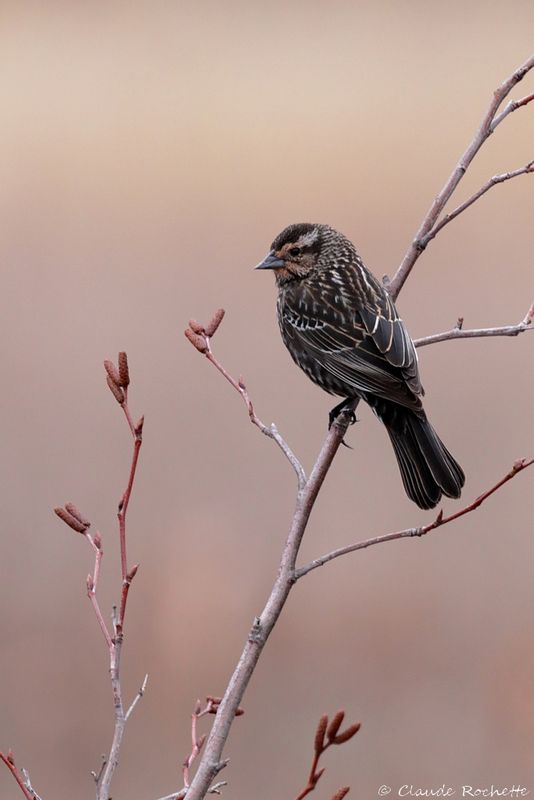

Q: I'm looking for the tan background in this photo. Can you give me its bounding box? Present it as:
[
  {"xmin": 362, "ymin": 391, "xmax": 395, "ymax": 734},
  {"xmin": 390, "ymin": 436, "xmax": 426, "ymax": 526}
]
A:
[{"xmin": 1, "ymin": 2, "xmax": 534, "ymax": 798}]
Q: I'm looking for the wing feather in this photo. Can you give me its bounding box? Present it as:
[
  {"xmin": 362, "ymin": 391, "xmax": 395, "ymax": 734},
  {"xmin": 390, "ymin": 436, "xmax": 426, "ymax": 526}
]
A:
[{"xmin": 279, "ymin": 272, "xmax": 422, "ymax": 408}]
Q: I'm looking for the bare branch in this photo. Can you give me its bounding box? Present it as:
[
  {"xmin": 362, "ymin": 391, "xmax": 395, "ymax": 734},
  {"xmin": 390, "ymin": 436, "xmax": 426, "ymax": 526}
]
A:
[
  {"xmin": 389, "ymin": 53, "xmax": 534, "ymax": 299},
  {"xmin": 184, "ymin": 315, "xmax": 306, "ymax": 489},
  {"xmin": 414, "ymin": 301, "xmax": 534, "ymax": 348},
  {"xmin": 295, "ymin": 458, "xmax": 534, "ymax": 579},
  {"xmin": 419, "ymin": 161, "xmax": 534, "ymax": 248}
]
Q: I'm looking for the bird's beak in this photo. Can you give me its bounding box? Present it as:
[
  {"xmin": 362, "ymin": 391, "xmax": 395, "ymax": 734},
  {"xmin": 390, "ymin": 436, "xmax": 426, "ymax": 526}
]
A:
[{"xmin": 254, "ymin": 251, "xmax": 285, "ymax": 270}]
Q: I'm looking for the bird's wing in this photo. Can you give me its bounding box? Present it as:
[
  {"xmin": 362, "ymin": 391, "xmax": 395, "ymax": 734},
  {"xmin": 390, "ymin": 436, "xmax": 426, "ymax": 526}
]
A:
[
  {"xmin": 358, "ymin": 284, "xmax": 422, "ymax": 395},
  {"xmin": 279, "ymin": 280, "xmax": 422, "ymax": 408}
]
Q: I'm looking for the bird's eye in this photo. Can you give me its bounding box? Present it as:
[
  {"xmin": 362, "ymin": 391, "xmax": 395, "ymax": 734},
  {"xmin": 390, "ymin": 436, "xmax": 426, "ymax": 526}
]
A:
[{"xmin": 288, "ymin": 247, "xmax": 301, "ymax": 257}]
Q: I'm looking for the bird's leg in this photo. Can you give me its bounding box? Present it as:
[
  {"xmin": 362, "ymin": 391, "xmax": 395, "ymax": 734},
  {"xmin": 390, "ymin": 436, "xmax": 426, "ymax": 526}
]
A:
[{"xmin": 328, "ymin": 397, "xmax": 357, "ymax": 448}]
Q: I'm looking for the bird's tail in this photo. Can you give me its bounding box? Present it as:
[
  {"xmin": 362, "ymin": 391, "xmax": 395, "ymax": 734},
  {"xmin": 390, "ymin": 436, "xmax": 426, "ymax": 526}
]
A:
[{"xmin": 380, "ymin": 406, "xmax": 465, "ymax": 510}]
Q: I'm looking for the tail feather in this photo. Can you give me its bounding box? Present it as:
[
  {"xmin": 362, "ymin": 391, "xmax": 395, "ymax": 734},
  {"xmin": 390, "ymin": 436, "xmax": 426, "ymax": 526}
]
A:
[{"xmin": 382, "ymin": 407, "xmax": 465, "ymax": 510}]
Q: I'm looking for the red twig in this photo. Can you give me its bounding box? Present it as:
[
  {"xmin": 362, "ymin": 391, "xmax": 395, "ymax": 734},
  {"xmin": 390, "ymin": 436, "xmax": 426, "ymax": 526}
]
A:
[
  {"xmin": 181, "ymin": 696, "xmax": 243, "ymax": 791},
  {"xmin": 296, "ymin": 458, "xmax": 534, "ymax": 579},
  {"xmin": 93, "ymin": 354, "xmax": 145, "ymax": 800},
  {"xmin": 182, "ymin": 700, "xmax": 214, "ymax": 789},
  {"xmin": 0, "ymin": 751, "xmax": 38, "ymax": 800},
  {"xmin": 118, "ymin": 400, "xmax": 142, "ymax": 576},
  {"xmin": 294, "ymin": 712, "xmax": 360, "ymax": 800}
]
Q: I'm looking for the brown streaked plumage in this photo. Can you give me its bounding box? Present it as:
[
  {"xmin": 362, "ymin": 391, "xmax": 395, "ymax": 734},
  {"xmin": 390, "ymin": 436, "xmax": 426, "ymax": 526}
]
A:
[{"xmin": 255, "ymin": 222, "xmax": 465, "ymax": 509}]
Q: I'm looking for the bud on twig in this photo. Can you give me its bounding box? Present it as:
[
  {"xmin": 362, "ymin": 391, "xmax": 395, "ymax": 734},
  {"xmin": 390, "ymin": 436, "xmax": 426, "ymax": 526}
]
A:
[
  {"xmin": 184, "ymin": 328, "xmax": 208, "ymax": 353},
  {"xmin": 127, "ymin": 564, "xmax": 139, "ymax": 581},
  {"xmin": 65, "ymin": 503, "xmax": 91, "ymax": 530},
  {"xmin": 54, "ymin": 506, "xmax": 88, "ymax": 534},
  {"xmin": 331, "ymin": 787, "xmax": 350, "ymax": 800},
  {"xmin": 205, "ymin": 308, "xmax": 225, "ymax": 337},
  {"xmin": 135, "ymin": 416, "xmax": 144, "ymax": 436},
  {"xmin": 327, "ymin": 710, "xmax": 345, "ymax": 742},
  {"xmin": 87, "ymin": 574, "xmax": 94, "ymax": 592},
  {"xmin": 118, "ymin": 352, "xmax": 130, "ymax": 387},
  {"xmin": 107, "ymin": 376, "xmax": 125, "ymax": 405},
  {"xmin": 189, "ymin": 319, "xmax": 206, "ymax": 335},
  {"xmin": 314, "ymin": 714, "xmax": 328, "ymax": 753},
  {"xmin": 104, "ymin": 360, "xmax": 121, "ymax": 386},
  {"xmin": 93, "ymin": 532, "xmax": 102, "ymax": 549},
  {"xmin": 205, "ymin": 696, "xmax": 244, "ymax": 716},
  {"xmin": 332, "ymin": 722, "xmax": 360, "ymax": 744}
]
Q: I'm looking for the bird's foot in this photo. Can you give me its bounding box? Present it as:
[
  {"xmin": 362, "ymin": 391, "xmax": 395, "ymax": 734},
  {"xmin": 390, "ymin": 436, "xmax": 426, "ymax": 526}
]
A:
[
  {"xmin": 328, "ymin": 399, "xmax": 357, "ymax": 430},
  {"xmin": 328, "ymin": 399, "xmax": 357, "ymax": 447}
]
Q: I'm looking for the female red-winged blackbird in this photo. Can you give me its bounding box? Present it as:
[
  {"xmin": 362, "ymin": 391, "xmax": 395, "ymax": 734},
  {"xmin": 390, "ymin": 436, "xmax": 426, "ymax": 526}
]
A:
[{"xmin": 255, "ymin": 222, "xmax": 465, "ymax": 510}]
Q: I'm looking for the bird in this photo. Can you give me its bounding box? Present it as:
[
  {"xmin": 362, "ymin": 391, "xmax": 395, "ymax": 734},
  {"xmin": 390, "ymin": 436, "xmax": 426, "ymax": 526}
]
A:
[{"xmin": 255, "ymin": 222, "xmax": 465, "ymax": 510}]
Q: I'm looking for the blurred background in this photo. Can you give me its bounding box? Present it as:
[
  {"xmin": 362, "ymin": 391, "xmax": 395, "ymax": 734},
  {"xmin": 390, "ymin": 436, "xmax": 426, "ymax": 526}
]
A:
[{"xmin": 1, "ymin": 2, "xmax": 533, "ymax": 798}]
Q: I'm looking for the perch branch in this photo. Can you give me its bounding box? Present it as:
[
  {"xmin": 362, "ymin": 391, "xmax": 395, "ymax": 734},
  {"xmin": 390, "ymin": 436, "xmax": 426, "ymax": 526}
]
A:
[
  {"xmin": 182, "ymin": 59, "xmax": 534, "ymax": 800},
  {"xmin": 389, "ymin": 53, "xmax": 534, "ymax": 299},
  {"xmin": 182, "ymin": 390, "xmax": 356, "ymax": 799},
  {"xmin": 413, "ymin": 301, "xmax": 534, "ymax": 347},
  {"xmin": 184, "ymin": 285, "xmax": 532, "ymax": 799},
  {"xmin": 295, "ymin": 458, "xmax": 534, "ymax": 579}
]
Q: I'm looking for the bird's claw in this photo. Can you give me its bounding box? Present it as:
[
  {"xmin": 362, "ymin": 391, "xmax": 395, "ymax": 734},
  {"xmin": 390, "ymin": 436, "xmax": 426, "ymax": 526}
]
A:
[{"xmin": 328, "ymin": 406, "xmax": 357, "ymax": 430}]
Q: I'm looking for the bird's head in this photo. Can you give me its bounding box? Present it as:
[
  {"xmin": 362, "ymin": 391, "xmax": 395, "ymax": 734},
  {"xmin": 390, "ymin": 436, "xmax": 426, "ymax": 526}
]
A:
[{"xmin": 255, "ymin": 223, "xmax": 329, "ymax": 286}]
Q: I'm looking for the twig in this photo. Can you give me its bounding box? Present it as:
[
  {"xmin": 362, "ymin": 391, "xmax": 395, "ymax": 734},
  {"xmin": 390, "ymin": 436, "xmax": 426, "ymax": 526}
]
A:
[
  {"xmin": 21, "ymin": 769, "xmax": 43, "ymax": 800},
  {"xmin": 295, "ymin": 458, "xmax": 534, "ymax": 579},
  {"xmin": 294, "ymin": 712, "xmax": 360, "ymax": 800},
  {"xmin": 185, "ymin": 312, "xmax": 306, "ymax": 490},
  {"xmin": 491, "ymin": 90, "xmax": 534, "ymax": 129},
  {"xmin": 126, "ymin": 674, "xmax": 149, "ymax": 721},
  {"xmin": 419, "ymin": 161, "xmax": 534, "ymax": 248},
  {"xmin": 182, "ymin": 699, "xmax": 214, "ymax": 789},
  {"xmin": 413, "ymin": 301, "xmax": 534, "ymax": 348},
  {"xmin": 86, "ymin": 532, "xmax": 113, "ymax": 650},
  {"xmin": 0, "ymin": 751, "xmax": 39, "ymax": 800},
  {"xmin": 389, "ymin": 53, "xmax": 534, "ymax": 299},
  {"xmin": 95, "ymin": 356, "xmax": 144, "ymax": 800}
]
